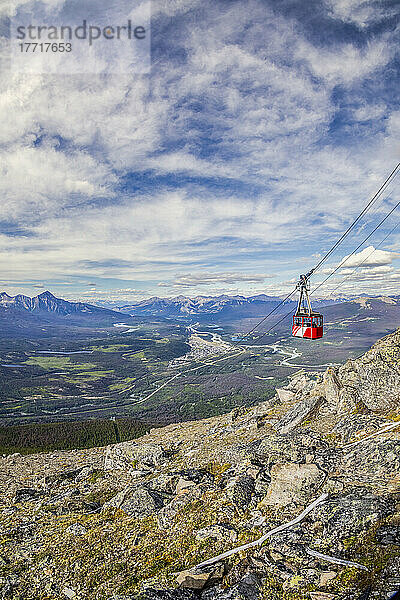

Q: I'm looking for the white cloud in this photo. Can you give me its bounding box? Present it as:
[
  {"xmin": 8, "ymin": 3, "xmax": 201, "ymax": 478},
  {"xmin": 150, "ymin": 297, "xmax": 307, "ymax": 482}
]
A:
[
  {"xmin": 0, "ymin": 0, "xmax": 399, "ymax": 299},
  {"xmin": 323, "ymin": 0, "xmax": 398, "ymax": 27},
  {"xmin": 353, "ymin": 104, "xmax": 386, "ymax": 122},
  {"xmin": 0, "ymin": 142, "xmax": 116, "ymax": 217},
  {"xmin": 160, "ymin": 272, "xmax": 275, "ymax": 288},
  {"xmin": 340, "ymin": 246, "xmax": 398, "ymax": 269},
  {"xmin": 297, "ymin": 37, "xmax": 392, "ymax": 85}
]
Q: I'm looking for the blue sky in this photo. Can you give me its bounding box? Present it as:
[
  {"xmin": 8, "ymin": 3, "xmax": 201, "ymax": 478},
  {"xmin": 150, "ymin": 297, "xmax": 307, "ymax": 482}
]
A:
[{"xmin": 0, "ymin": 0, "xmax": 400, "ymax": 304}]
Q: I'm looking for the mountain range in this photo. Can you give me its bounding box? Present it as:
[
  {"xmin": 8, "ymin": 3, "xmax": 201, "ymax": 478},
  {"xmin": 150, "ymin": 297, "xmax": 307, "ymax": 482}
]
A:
[
  {"xmin": 0, "ymin": 291, "xmax": 341, "ymax": 320},
  {"xmin": 116, "ymin": 293, "xmax": 348, "ymax": 319},
  {"xmin": 0, "ymin": 291, "xmax": 118, "ymax": 317},
  {"xmin": 1, "ymin": 290, "xmax": 396, "ymax": 323}
]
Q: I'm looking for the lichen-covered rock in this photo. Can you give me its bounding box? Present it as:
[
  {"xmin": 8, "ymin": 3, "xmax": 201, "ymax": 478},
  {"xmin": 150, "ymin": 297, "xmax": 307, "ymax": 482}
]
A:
[
  {"xmin": 286, "ymin": 372, "xmax": 316, "ymax": 395},
  {"xmin": 14, "ymin": 488, "xmax": 42, "ymax": 503},
  {"xmin": 338, "ymin": 329, "xmax": 400, "ymax": 412},
  {"xmin": 0, "ymin": 577, "xmax": 19, "ymax": 599},
  {"xmin": 195, "ymin": 524, "xmax": 237, "ymax": 543},
  {"xmin": 225, "ymin": 475, "xmax": 255, "ymax": 510},
  {"xmin": 335, "ymin": 439, "xmax": 400, "ymax": 491},
  {"xmin": 44, "ymin": 467, "xmax": 87, "ymax": 486},
  {"xmin": 374, "ymin": 555, "xmax": 400, "ymax": 598},
  {"xmin": 201, "ymin": 573, "xmax": 262, "ymax": 600},
  {"xmin": 103, "ymin": 485, "xmax": 164, "ymax": 517},
  {"xmin": 65, "ymin": 522, "xmax": 87, "ymax": 535},
  {"xmin": 217, "ymin": 441, "xmax": 258, "ymax": 466},
  {"xmin": 255, "ymin": 431, "xmax": 326, "ymax": 467},
  {"xmin": 253, "ymin": 468, "xmax": 271, "ymax": 497},
  {"xmin": 176, "ymin": 564, "xmax": 224, "ymax": 590},
  {"xmin": 176, "ymin": 477, "xmax": 197, "ymax": 494},
  {"xmin": 260, "ymin": 462, "xmax": 325, "ymax": 507},
  {"xmin": 276, "ymin": 388, "xmax": 295, "ymax": 403},
  {"xmin": 310, "ymin": 492, "xmax": 397, "ymax": 550},
  {"xmin": 283, "ymin": 569, "xmax": 320, "ymax": 592},
  {"xmin": 318, "ymin": 571, "xmax": 337, "ymax": 587},
  {"xmin": 126, "ymin": 590, "xmax": 198, "ymax": 600},
  {"xmin": 75, "ymin": 466, "xmax": 98, "ymax": 482},
  {"xmin": 376, "ymin": 525, "xmax": 400, "ymax": 546},
  {"xmin": 147, "ymin": 473, "xmax": 180, "ymax": 498},
  {"xmin": 104, "ymin": 442, "xmax": 167, "ymax": 471},
  {"xmin": 274, "ymin": 394, "xmax": 324, "ymax": 434},
  {"xmin": 332, "ymin": 415, "xmax": 389, "ymax": 443},
  {"xmin": 176, "ymin": 469, "xmax": 215, "ymax": 485},
  {"xmin": 321, "ymin": 368, "xmax": 342, "ymax": 408},
  {"xmin": 267, "ymin": 528, "xmax": 310, "ymax": 560}
]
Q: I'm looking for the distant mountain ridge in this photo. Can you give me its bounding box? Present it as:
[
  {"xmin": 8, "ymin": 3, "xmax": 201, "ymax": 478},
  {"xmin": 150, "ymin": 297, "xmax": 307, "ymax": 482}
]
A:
[
  {"xmin": 116, "ymin": 293, "xmax": 347, "ymax": 318},
  {"xmin": 2, "ymin": 290, "xmax": 397, "ymax": 322},
  {"xmin": 0, "ymin": 291, "xmax": 118, "ymax": 316},
  {"xmin": 117, "ymin": 294, "xmax": 281, "ymax": 317}
]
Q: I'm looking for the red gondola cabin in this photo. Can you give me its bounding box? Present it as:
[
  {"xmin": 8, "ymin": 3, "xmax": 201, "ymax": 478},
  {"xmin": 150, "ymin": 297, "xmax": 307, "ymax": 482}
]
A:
[
  {"xmin": 292, "ymin": 313, "xmax": 323, "ymax": 339},
  {"xmin": 292, "ymin": 272, "xmax": 324, "ymax": 339}
]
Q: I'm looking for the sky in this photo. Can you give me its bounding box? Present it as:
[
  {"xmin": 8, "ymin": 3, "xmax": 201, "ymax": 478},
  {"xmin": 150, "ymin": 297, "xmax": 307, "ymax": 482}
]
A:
[{"xmin": 0, "ymin": 0, "xmax": 400, "ymax": 305}]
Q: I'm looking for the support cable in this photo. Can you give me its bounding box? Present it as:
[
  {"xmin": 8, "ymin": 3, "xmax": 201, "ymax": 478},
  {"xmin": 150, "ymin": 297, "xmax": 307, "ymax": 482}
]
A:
[
  {"xmin": 249, "ymin": 193, "xmax": 400, "ymax": 343},
  {"xmin": 240, "ymin": 163, "xmax": 400, "ymax": 340},
  {"xmin": 310, "ymin": 162, "xmax": 400, "ymax": 275}
]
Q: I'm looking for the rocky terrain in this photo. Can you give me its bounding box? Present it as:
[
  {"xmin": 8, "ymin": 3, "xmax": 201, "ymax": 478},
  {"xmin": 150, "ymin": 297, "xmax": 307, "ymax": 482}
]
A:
[{"xmin": 1, "ymin": 329, "xmax": 400, "ymax": 600}]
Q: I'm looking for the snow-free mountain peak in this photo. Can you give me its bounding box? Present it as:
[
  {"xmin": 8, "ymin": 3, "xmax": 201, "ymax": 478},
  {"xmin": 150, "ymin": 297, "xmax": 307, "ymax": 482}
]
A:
[{"xmin": 0, "ymin": 291, "xmax": 119, "ymax": 316}]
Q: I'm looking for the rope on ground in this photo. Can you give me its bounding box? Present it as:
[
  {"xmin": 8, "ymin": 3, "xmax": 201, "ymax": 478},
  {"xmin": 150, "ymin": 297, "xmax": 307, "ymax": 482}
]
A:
[
  {"xmin": 306, "ymin": 548, "xmax": 369, "ymax": 571},
  {"xmin": 194, "ymin": 492, "xmax": 329, "ymax": 569},
  {"xmin": 342, "ymin": 421, "xmax": 400, "ymax": 449}
]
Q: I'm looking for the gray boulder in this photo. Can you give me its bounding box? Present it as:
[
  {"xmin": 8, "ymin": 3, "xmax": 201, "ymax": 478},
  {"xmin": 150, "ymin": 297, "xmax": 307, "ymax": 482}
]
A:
[
  {"xmin": 336, "ymin": 439, "xmax": 400, "ymax": 492},
  {"xmin": 176, "ymin": 564, "xmax": 224, "ymax": 591},
  {"xmin": 14, "ymin": 488, "xmax": 42, "ymax": 503},
  {"xmin": 337, "ymin": 330, "xmax": 400, "ymax": 413},
  {"xmin": 332, "ymin": 415, "xmax": 389, "ymax": 443},
  {"xmin": 376, "ymin": 525, "xmax": 400, "ymax": 546},
  {"xmin": 225, "ymin": 475, "xmax": 255, "ymax": 510},
  {"xmin": 255, "ymin": 431, "xmax": 326, "ymax": 467},
  {"xmin": 311, "ymin": 492, "xmax": 396, "ymax": 551},
  {"xmin": 103, "ymin": 485, "xmax": 164, "ymax": 517},
  {"xmin": 201, "ymin": 573, "xmax": 262, "ymax": 600},
  {"xmin": 105, "ymin": 442, "xmax": 167, "ymax": 471},
  {"xmin": 274, "ymin": 395, "xmax": 324, "ymax": 434},
  {"xmin": 260, "ymin": 462, "xmax": 325, "ymax": 507}
]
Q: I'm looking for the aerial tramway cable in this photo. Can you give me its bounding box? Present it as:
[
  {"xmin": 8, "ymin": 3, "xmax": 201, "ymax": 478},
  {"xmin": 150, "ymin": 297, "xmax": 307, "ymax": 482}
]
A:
[
  {"xmin": 239, "ymin": 163, "xmax": 400, "ymax": 340},
  {"xmin": 317, "ymin": 219, "xmax": 400, "ymax": 299},
  {"xmin": 311, "ymin": 196, "xmax": 400, "ymax": 296},
  {"xmin": 241, "ymin": 288, "xmax": 297, "ymax": 338},
  {"xmin": 148, "ymin": 164, "xmax": 400, "ymax": 399},
  {"xmin": 309, "ymin": 162, "xmax": 400, "ymax": 274},
  {"xmin": 248, "ymin": 215, "xmax": 400, "ymax": 353},
  {"xmin": 251, "ymin": 193, "xmax": 400, "ymax": 343}
]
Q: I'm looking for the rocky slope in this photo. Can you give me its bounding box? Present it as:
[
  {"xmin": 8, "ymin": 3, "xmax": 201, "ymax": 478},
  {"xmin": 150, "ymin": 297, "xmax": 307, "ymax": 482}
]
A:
[{"xmin": 1, "ymin": 330, "xmax": 400, "ymax": 600}]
